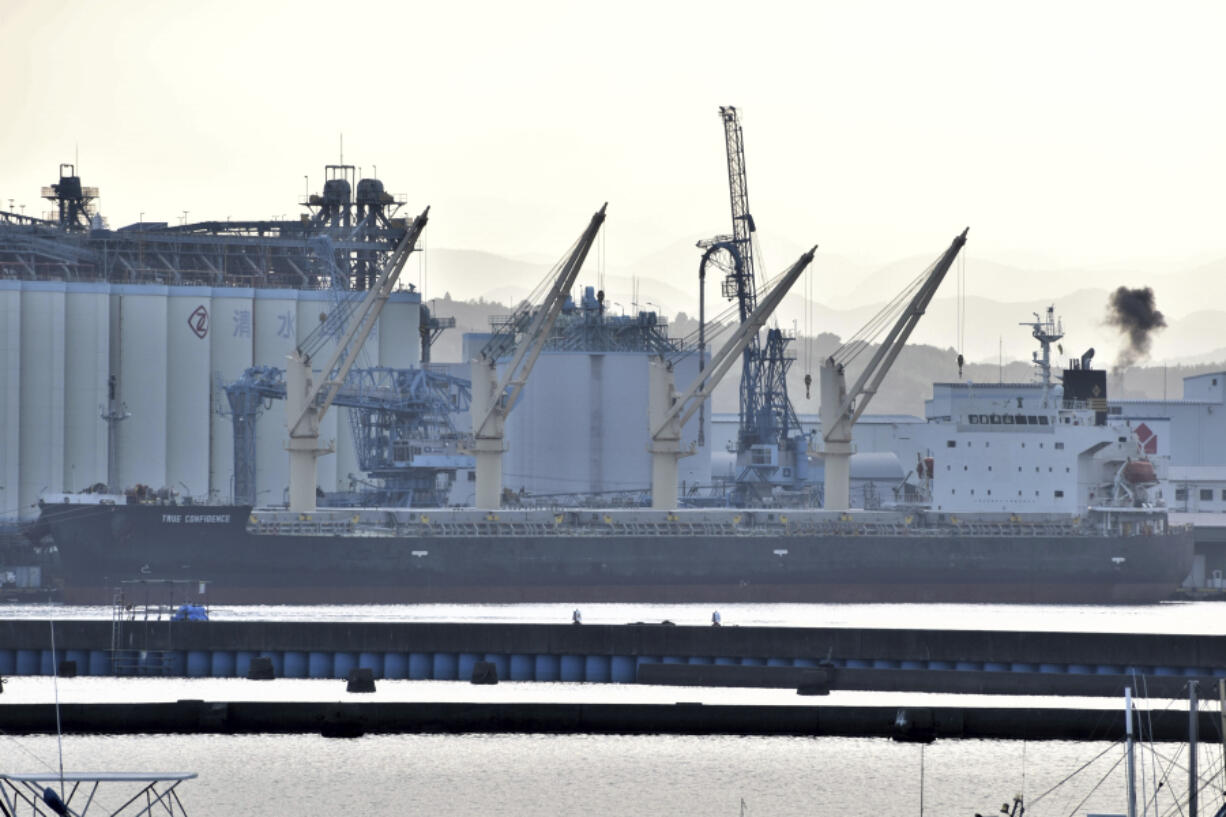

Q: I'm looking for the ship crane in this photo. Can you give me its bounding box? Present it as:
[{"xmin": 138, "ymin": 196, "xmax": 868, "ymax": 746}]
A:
[
  {"xmin": 285, "ymin": 207, "xmax": 430, "ymax": 512},
  {"xmin": 468, "ymin": 205, "xmax": 607, "ymax": 509},
  {"xmin": 818, "ymin": 228, "xmax": 968, "ymax": 510},
  {"xmin": 650, "ymin": 246, "xmax": 818, "ymax": 509}
]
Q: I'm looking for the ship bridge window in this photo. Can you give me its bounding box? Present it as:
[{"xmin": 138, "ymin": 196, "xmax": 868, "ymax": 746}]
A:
[
  {"xmin": 1055, "ymin": 442, "xmax": 1064, "ymax": 449},
  {"xmin": 968, "ymin": 415, "xmax": 979, "ymax": 424},
  {"xmin": 1027, "ymin": 415, "xmax": 1038, "ymax": 424},
  {"xmin": 979, "ymin": 414, "xmax": 989, "ymax": 424},
  {"xmin": 946, "ymin": 440, "xmax": 956, "ymax": 447},
  {"xmin": 1003, "ymin": 414, "xmax": 1014, "ymax": 425},
  {"xmin": 1175, "ymin": 488, "xmax": 1188, "ymax": 501},
  {"xmin": 1055, "ymin": 490, "xmax": 1064, "ymax": 498},
  {"xmin": 1039, "ymin": 416, "xmax": 1049, "ymax": 425},
  {"xmin": 1015, "ymin": 414, "xmax": 1027, "ymax": 424},
  {"xmin": 990, "ymin": 414, "xmax": 1001, "ymax": 424}
]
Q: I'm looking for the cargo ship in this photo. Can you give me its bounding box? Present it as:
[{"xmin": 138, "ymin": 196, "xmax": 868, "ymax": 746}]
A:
[{"xmin": 34, "ymin": 497, "xmax": 1192, "ymax": 605}]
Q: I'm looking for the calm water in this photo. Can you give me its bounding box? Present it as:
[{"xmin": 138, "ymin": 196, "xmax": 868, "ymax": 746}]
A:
[
  {"xmin": 3, "ymin": 732, "xmax": 1219, "ymax": 817},
  {"xmin": 2, "ymin": 600, "xmax": 1222, "ymax": 633}
]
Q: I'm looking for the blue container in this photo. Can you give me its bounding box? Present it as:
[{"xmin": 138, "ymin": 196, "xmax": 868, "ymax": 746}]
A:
[
  {"xmin": 927, "ymin": 660, "xmax": 952, "ymax": 671},
  {"xmin": 308, "ymin": 652, "xmax": 334, "ymax": 678},
  {"xmin": 66, "ymin": 649, "xmax": 90, "ymax": 674},
  {"xmin": 332, "ymin": 653, "xmax": 357, "ymax": 679},
  {"xmin": 432, "ymin": 653, "xmax": 457, "ymax": 681},
  {"xmin": 212, "ymin": 651, "xmax": 236, "ymax": 678},
  {"xmin": 955, "ymin": 661, "xmax": 981, "ymax": 672},
  {"xmin": 384, "ymin": 653, "xmax": 408, "ymax": 679},
  {"xmin": 1154, "ymin": 666, "xmax": 1179, "ymax": 677},
  {"xmin": 984, "ymin": 662, "xmax": 1009, "ymax": 673},
  {"xmin": 186, "ymin": 651, "xmax": 210, "ymax": 678},
  {"xmin": 408, "ymin": 653, "xmax": 432, "ymax": 680},
  {"xmin": 1038, "ymin": 663, "xmax": 1064, "ymax": 674},
  {"xmin": 534, "ymin": 654, "xmax": 560, "ymax": 681},
  {"xmin": 663, "ymin": 656, "xmax": 685, "ymax": 665},
  {"xmin": 0, "ymin": 650, "xmax": 14, "ymax": 675},
  {"xmin": 560, "ymin": 655, "xmax": 584, "ymax": 682},
  {"xmin": 283, "ymin": 651, "xmax": 307, "ymax": 679},
  {"xmin": 688, "ymin": 656, "xmax": 713, "ymax": 665},
  {"xmin": 873, "ymin": 659, "xmax": 899, "ymax": 670},
  {"xmin": 263, "ymin": 652, "xmax": 285, "ymax": 677},
  {"xmin": 714, "ymin": 656, "xmax": 738, "ymax": 666},
  {"xmin": 584, "ymin": 655, "xmax": 611, "ymax": 682},
  {"xmin": 901, "ymin": 660, "xmax": 925, "ymax": 670},
  {"xmin": 611, "ymin": 656, "xmax": 636, "ymax": 683},
  {"xmin": 795, "ymin": 658, "xmax": 818, "ymax": 668},
  {"xmin": 1068, "ymin": 664, "xmax": 1093, "ymax": 675},
  {"xmin": 509, "ymin": 654, "xmax": 533, "ymax": 681},
  {"xmin": 846, "ymin": 658, "xmax": 871, "ymax": 669},
  {"xmin": 164, "ymin": 651, "xmax": 186, "ymax": 676},
  {"xmin": 88, "ymin": 650, "xmax": 110, "ymax": 676},
  {"xmin": 741, "ymin": 657, "xmax": 766, "ymax": 667},
  {"xmin": 484, "ymin": 654, "xmax": 509, "ymax": 680},
  {"xmin": 767, "ymin": 657, "xmax": 791, "ymax": 668},
  {"xmin": 457, "ymin": 653, "xmax": 483, "ymax": 680},
  {"xmin": 40, "ymin": 651, "xmax": 56, "ymax": 675},
  {"xmin": 1010, "ymin": 662, "xmax": 1037, "ymax": 673},
  {"xmin": 235, "ymin": 651, "xmax": 255, "ymax": 678},
  {"xmin": 16, "ymin": 649, "xmax": 40, "ymax": 675},
  {"xmin": 358, "ymin": 653, "xmax": 384, "ymax": 678},
  {"xmin": 1095, "ymin": 664, "xmax": 1123, "ymax": 675}
]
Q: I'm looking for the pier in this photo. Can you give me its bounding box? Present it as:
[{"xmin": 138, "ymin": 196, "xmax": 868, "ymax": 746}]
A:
[{"xmin": 0, "ymin": 620, "xmax": 1222, "ymax": 695}]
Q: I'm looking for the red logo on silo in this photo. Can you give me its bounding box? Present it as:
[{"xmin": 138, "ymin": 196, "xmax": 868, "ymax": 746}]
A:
[{"xmin": 188, "ymin": 305, "xmax": 209, "ymax": 339}]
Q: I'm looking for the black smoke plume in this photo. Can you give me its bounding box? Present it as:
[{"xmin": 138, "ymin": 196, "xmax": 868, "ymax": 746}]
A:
[{"xmin": 1105, "ymin": 286, "xmax": 1166, "ymax": 372}]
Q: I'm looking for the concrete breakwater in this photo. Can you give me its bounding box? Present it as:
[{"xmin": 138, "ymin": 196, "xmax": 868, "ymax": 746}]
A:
[
  {"xmin": 0, "ymin": 621, "xmax": 1223, "ymax": 695},
  {"xmin": 0, "ymin": 700, "xmax": 1215, "ymax": 742}
]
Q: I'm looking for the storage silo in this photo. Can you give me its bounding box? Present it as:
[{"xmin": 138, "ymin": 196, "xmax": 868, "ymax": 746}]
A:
[
  {"xmin": 18, "ymin": 282, "xmax": 67, "ymax": 514},
  {"xmin": 378, "ymin": 290, "xmax": 421, "ymax": 368},
  {"xmin": 0, "ymin": 283, "xmax": 22, "ymax": 520},
  {"xmin": 165, "ymin": 286, "xmax": 213, "ymax": 499},
  {"xmin": 253, "ymin": 289, "xmax": 300, "ymax": 505},
  {"xmin": 208, "ymin": 288, "xmax": 256, "ymax": 502},
  {"xmin": 63, "ymin": 283, "xmax": 110, "ymax": 493},
  {"xmin": 111, "ymin": 285, "xmax": 169, "ymax": 491}
]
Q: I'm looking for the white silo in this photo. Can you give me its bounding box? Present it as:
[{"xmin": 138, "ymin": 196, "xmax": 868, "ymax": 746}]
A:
[
  {"xmin": 19, "ymin": 283, "xmax": 67, "ymax": 515},
  {"xmin": 112, "ymin": 285, "xmax": 169, "ymax": 491},
  {"xmin": 208, "ymin": 288, "xmax": 256, "ymax": 502},
  {"xmin": 0, "ymin": 283, "xmax": 21, "ymax": 521},
  {"xmin": 63, "ymin": 283, "xmax": 110, "ymax": 493},
  {"xmin": 165, "ymin": 286, "xmax": 214, "ymax": 499},
  {"xmin": 296, "ymin": 291, "xmax": 341, "ymax": 494},
  {"xmin": 379, "ymin": 290, "xmax": 422, "ymax": 368},
  {"xmin": 253, "ymin": 289, "xmax": 300, "ymax": 505}
]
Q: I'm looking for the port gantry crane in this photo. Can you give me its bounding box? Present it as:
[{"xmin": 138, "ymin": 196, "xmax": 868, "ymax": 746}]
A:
[
  {"xmin": 818, "ymin": 228, "xmax": 968, "ymax": 510},
  {"xmin": 650, "ymin": 246, "xmax": 818, "ymax": 509},
  {"xmin": 697, "ymin": 106, "xmax": 808, "ymax": 504},
  {"xmin": 285, "ymin": 207, "xmax": 430, "ymax": 512},
  {"xmin": 468, "ymin": 204, "xmax": 608, "ymax": 509}
]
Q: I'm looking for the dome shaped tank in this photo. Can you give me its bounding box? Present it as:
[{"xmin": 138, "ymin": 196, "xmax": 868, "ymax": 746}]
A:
[
  {"xmin": 356, "ymin": 178, "xmax": 385, "ymax": 206},
  {"xmin": 322, "ymin": 178, "xmax": 351, "ymax": 207}
]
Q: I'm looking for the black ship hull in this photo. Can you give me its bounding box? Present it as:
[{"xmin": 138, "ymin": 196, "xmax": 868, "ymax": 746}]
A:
[{"xmin": 37, "ymin": 500, "xmax": 1196, "ymax": 605}]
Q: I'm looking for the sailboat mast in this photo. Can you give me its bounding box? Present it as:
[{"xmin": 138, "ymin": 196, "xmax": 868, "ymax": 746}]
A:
[
  {"xmin": 1190, "ymin": 680, "xmax": 1199, "ymax": 817},
  {"xmin": 1126, "ymin": 686, "xmax": 1137, "ymax": 817}
]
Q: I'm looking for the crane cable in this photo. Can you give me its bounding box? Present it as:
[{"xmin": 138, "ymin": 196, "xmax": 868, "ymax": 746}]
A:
[{"xmin": 956, "ymin": 250, "xmax": 966, "ymax": 377}]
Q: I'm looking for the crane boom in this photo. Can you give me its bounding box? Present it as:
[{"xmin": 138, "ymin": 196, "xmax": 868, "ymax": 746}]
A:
[
  {"xmin": 285, "ymin": 207, "xmax": 430, "ymax": 512},
  {"xmin": 649, "ymin": 245, "xmax": 818, "ymax": 509},
  {"xmin": 468, "ymin": 204, "xmax": 607, "ymax": 509},
  {"xmin": 818, "ymin": 227, "xmax": 968, "ymax": 510}
]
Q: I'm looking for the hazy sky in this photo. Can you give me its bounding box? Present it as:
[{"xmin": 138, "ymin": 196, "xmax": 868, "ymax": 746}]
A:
[{"xmin": 3, "ymin": 0, "xmax": 1225, "ymax": 277}]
